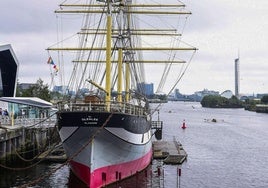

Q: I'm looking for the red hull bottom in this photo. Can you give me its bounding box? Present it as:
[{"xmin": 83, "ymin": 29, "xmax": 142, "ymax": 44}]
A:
[{"xmin": 70, "ymin": 149, "xmax": 152, "ymax": 188}]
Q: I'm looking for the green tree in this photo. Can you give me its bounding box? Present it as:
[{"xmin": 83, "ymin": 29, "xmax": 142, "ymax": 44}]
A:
[
  {"xmin": 201, "ymin": 95, "xmax": 242, "ymax": 108},
  {"xmin": 261, "ymin": 95, "xmax": 268, "ymax": 104},
  {"xmin": 16, "ymin": 78, "xmax": 51, "ymax": 102},
  {"xmin": 229, "ymin": 95, "xmax": 242, "ymax": 106},
  {"xmin": 201, "ymin": 95, "xmax": 221, "ymax": 107}
]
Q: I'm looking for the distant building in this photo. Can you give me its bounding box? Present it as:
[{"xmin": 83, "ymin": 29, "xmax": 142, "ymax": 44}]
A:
[
  {"xmin": 18, "ymin": 83, "xmax": 36, "ymax": 90},
  {"xmin": 53, "ymin": 85, "xmax": 68, "ymax": 94},
  {"xmin": 194, "ymin": 88, "xmax": 219, "ymax": 99},
  {"xmin": 0, "ymin": 44, "xmax": 19, "ymax": 97},
  {"xmin": 174, "ymin": 89, "xmax": 184, "ymax": 99},
  {"xmin": 173, "ymin": 89, "xmax": 190, "ymax": 101},
  {"xmin": 137, "ymin": 82, "xmax": 154, "ymax": 97},
  {"xmin": 256, "ymin": 93, "xmax": 268, "ymax": 99},
  {"xmin": 169, "ymin": 89, "xmax": 196, "ymax": 101},
  {"xmin": 168, "ymin": 88, "xmax": 220, "ymax": 102}
]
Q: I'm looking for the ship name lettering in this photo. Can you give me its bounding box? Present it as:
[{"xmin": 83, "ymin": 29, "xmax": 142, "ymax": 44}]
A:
[
  {"xmin": 81, "ymin": 116, "xmax": 98, "ymax": 122},
  {"xmin": 83, "ymin": 122, "xmax": 98, "ymax": 125}
]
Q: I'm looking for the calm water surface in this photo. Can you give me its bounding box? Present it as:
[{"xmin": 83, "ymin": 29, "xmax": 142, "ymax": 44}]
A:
[{"xmin": 1, "ymin": 101, "xmax": 268, "ymax": 188}]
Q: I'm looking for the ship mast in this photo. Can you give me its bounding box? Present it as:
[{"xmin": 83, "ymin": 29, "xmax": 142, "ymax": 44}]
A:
[
  {"xmin": 125, "ymin": 1, "xmax": 131, "ymax": 102},
  {"xmin": 117, "ymin": 1, "xmax": 124, "ymax": 103},
  {"xmin": 47, "ymin": 1, "xmax": 197, "ymax": 102},
  {"xmin": 106, "ymin": 1, "xmax": 112, "ymax": 107}
]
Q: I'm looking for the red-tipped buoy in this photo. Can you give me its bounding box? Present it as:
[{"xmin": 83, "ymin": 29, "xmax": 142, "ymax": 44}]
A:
[{"xmin": 181, "ymin": 120, "xmax": 186, "ymax": 129}]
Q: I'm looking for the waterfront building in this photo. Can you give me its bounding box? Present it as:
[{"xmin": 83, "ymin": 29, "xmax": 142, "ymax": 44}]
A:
[
  {"xmin": 0, "ymin": 97, "xmax": 56, "ymax": 162},
  {"xmin": 0, "ymin": 97, "xmax": 54, "ymax": 126},
  {"xmin": 0, "ymin": 44, "xmax": 19, "ymax": 97}
]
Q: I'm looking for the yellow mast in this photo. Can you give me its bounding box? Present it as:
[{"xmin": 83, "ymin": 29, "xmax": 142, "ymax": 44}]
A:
[
  {"xmin": 118, "ymin": 49, "xmax": 123, "ymax": 103},
  {"xmin": 125, "ymin": 1, "xmax": 131, "ymax": 102},
  {"xmin": 47, "ymin": 1, "xmax": 198, "ymax": 103},
  {"xmin": 125, "ymin": 62, "xmax": 130, "ymax": 102},
  {"xmin": 106, "ymin": 2, "xmax": 112, "ymax": 108},
  {"xmin": 117, "ymin": 1, "xmax": 124, "ymax": 103}
]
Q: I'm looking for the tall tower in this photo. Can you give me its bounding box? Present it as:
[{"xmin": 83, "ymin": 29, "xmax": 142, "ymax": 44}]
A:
[{"xmin": 234, "ymin": 57, "xmax": 240, "ymax": 98}]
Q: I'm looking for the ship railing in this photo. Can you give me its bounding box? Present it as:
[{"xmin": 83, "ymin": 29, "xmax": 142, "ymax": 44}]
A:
[
  {"xmin": 151, "ymin": 120, "xmax": 163, "ymax": 140},
  {"xmin": 57, "ymin": 101, "xmax": 146, "ymax": 116},
  {"xmin": 151, "ymin": 120, "xmax": 163, "ymax": 130}
]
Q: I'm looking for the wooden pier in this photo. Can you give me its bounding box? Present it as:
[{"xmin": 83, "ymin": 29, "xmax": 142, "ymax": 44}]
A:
[{"xmin": 153, "ymin": 140, "xmax": 187, "ymax": 164}]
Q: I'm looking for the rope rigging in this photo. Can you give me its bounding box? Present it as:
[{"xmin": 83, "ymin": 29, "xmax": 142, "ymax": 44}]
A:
[{"xmin": 7, "ymin": 1, "xmax": 198, "ymax": 187}]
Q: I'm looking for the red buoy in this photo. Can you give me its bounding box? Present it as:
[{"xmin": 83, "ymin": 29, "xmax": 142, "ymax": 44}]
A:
[{"xmin": 181, "ymin": 120, "xmax": 186, "ymax": 129}]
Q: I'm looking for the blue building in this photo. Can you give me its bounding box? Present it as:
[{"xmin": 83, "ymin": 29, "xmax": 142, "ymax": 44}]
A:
[
  {"xmin": 137, "ymin": 82, "xmax": 154, "ymax": 97},
  {"xmin": 53, "ymin": 85, "xmax": 68, "ymax": 94}
]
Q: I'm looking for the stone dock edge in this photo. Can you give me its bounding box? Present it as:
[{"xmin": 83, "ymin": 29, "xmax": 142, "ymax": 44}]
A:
[{"xmin": 153, "ymin": 140, "xmax": 187, "ymax": 164}]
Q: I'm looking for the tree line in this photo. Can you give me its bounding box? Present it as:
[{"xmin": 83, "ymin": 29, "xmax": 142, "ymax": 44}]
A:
[
  {"xmin": 201, "ymin": 94, "xmax": 268, "ymax": 109},
  {"xmin": 16, "ymin": 78, "xmax": 51, "ymax": 101}
]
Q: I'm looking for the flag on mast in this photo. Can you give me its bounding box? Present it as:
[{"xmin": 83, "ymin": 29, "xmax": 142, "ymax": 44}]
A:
[
  {"xmin": 47, "ymin": 56, "xmax": 55, "ymax": 65},
  {"xmin": 47, "ymin": 56, "xmax": 59, "ymax": 72}
]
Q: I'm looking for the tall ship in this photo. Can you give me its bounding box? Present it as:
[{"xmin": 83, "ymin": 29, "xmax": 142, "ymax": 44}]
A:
[{"xmin": 47, "ymin": 0, "xmax": 196, "ymax": 187}]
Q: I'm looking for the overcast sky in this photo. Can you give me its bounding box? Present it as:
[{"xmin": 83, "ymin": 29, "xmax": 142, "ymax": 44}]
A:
[{"xmin": 1, "ymin": 0, "xmax": 268, "ymax": 95}]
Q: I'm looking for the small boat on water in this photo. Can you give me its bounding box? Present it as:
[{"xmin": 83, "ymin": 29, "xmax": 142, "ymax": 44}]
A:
[{"xmin": 47, "ymin": 0, "xmax": 196, "ymax": 187}]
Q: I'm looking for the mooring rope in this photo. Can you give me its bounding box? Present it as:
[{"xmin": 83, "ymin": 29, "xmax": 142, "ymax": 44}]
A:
[
  {"xmin": 0, "ymin": 143, "xmax": 59, "ymax": 171},
  {"xmin": 0, "ymin": 113, "xmax": 59, "ymax": 165},
  {"xmin": 0, "ymin": 121, "xmax": 60, "ymax": 170}
]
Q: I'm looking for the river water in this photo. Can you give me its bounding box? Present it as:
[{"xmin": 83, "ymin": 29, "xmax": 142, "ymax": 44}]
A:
[{"xmin": 1, "ymin": 101, "xmax": 268, "ymax": 188}]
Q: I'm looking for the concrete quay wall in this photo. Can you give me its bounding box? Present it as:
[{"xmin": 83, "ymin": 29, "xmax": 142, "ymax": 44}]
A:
[{"xmin": 0, "ymin": 126, "xmax": 59, "ymax": 162}]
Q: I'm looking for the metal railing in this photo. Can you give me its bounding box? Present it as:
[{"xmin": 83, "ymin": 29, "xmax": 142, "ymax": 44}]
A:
[
  {"xmin": 57, "ymin": 101, "xmax": 147, "ymax": 116},
  {"xmin": 151, "ymin": 120, "xmax": 163, "ymax": 129},
  {"xmin": 0, "ymin": 115, "xmax": 56, "ymax": 128}
]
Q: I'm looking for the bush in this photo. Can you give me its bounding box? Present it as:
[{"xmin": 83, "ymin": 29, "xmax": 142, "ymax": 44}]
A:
[
  {"xmin": 261, "ymin": 95, "xmax": 268, "ymax": 104},
  {"xmin": 201, "ymin": 95, "xmax": 243, "ymax": 108}
]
